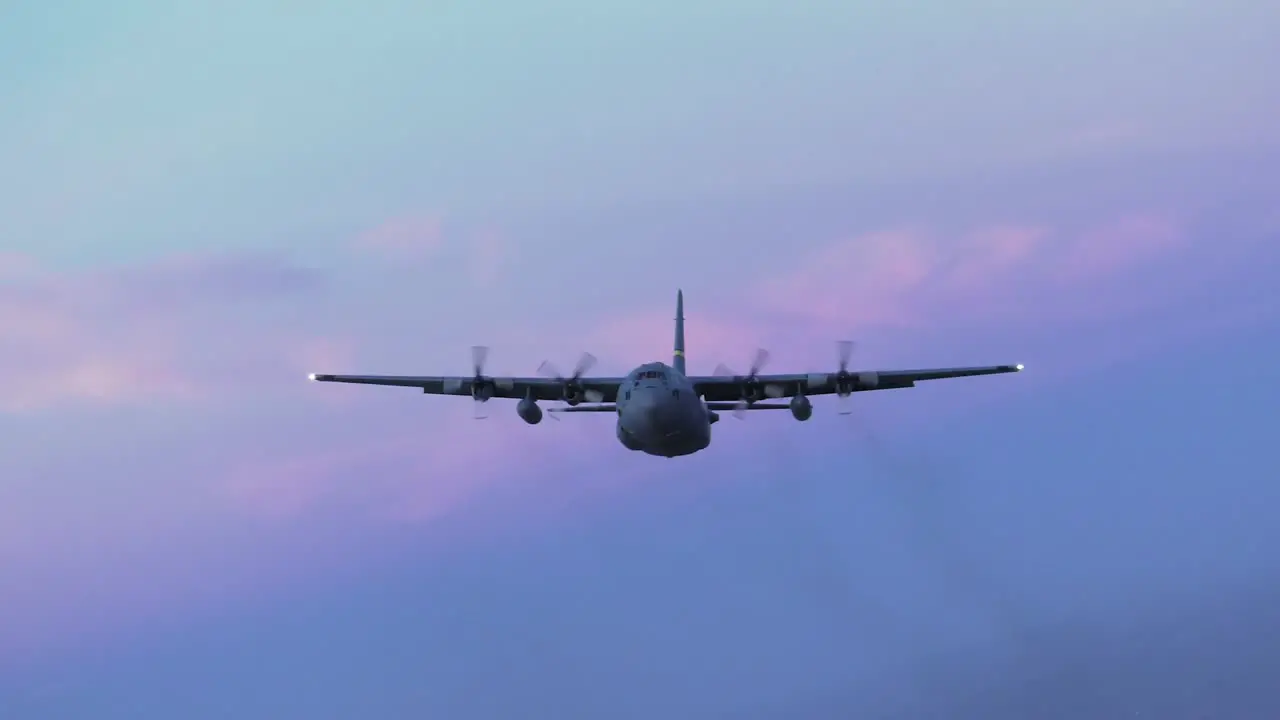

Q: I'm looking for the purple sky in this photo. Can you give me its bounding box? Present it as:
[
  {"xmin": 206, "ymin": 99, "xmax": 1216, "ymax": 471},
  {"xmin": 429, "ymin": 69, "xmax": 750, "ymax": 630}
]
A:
[{"xmin": 3, "ymin": 2, "xmax": 1280, "ymax": 717}]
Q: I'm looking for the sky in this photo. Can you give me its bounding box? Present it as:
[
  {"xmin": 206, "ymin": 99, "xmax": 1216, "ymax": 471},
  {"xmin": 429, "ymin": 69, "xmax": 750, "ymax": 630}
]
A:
[{"xmin": 2, "ymin": 1, "xmax": 1279, "ymax": 717}]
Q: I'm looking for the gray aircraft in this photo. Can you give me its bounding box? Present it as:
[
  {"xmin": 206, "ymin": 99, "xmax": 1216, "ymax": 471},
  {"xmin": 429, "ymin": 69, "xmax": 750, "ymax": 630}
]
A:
[{"xmin": 307, "ymin": 291, "xmax": 1023, "ymax": 458}]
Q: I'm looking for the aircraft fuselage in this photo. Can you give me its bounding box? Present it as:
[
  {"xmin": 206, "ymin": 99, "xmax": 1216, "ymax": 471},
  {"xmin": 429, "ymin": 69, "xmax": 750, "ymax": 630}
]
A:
[{"xmin": 614, "ymin": 361, "xmax": 714, "ymax": 457}]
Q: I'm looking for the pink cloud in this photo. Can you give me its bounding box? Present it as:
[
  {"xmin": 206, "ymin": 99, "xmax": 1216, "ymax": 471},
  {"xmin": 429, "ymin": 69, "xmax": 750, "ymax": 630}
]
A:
[
  {"xmin": 940, "ymin": 225, "xmax": 1047, "ymax": 290},
  {"xmin": 353, "ymin": 214, "xmax": 445, "ymax": 257},
  {"xmin": 1, "ymin": 205, "xmax": 1268, "ymax": 667},
  {"xmin": 0, "ymin": 309, "xmax": 197, "ymax": 412},
  {"xmin": 0, "ymin": 252, "xmax": 327, "ymax": 412},
  {"xmin": 0, "ymin": 209, "xmax": 1218, "ymax": 418},
  {"xmin": 756, "ymin": 228, "xmax": 938, "ymax": 330},
  {"xmin": 0, "ymin": 248, "xmax": 613, "ymax": 643},
  {"xmin": 223, "ymin": 438, "xmax": 420, "ymax": 521},
  {"xmin": 351, "ymin": 213, "xmax": 520, "ymax": 290},
  {"xmin": 752, "ymin": 212, "xmax": 1196, "ymax": 334},
  {"xmin": 1054, "ymin": 212, "xmax": 1186, "ymax": 279},
  {"xmin": 217, "ymin": 377, "xmax": 628, "ymax": 525},
  {"xmin": 226, "ymin": 432, "xmax": 510, "ymax": 523},
  {"xmin": 570, "ymin": 209, "xmax": 1265, "ymax": 404}
]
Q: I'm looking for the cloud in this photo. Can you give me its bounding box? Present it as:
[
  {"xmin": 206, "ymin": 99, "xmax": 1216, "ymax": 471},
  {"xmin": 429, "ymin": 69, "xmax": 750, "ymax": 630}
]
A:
[
  {"xmin": 220, "ymin": 415, "xmax": 566, "ymax": 524},
  {"xmin": 1054, "ymin": 212, "xmax": 1186, "ymax": 279},
  {"xmin": 350, "ymin": 213, "xmax": 517, "ymax": 289},
  {"xmin": 940, "ymin": 224, "xmax": 1047, "ymax": 290},
  {"xmin": 755, "ymin": 227, "xmax": 947, "ymax": 329},
  {"xmin": 0, "ymin": 205, "xmax": 1250, "ymax": 430},
  {"xmin": 0, "ymin": 252, "xmax": 327, "ymax": 412},
  {"xmin": 753, "ymin": 211, "xmax": 1201, "ymax": 334},
  {"xmin": 1, "ymin": 200, "xmax": 1272, "ymax": 668},
  {"xmin": 111, "ymin": 251, "xmax": 328, "ymax": 303},
  {"xmin": 353, "ymin": 214, "xmax": 444, "ymax": 257},
  {"xmin": 565, "ymin": 210, "xmax": 1221, "ymax": 388},
  {"xmin": 0, "ymin": 203, "xmax": 1237, "ymax": 477}
]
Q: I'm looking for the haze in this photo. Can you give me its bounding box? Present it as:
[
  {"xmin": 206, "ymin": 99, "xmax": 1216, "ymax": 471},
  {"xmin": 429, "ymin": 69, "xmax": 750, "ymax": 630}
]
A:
[{"xmin": 2, "ymin": 1, "xmax": 1279, "ymax": 717}]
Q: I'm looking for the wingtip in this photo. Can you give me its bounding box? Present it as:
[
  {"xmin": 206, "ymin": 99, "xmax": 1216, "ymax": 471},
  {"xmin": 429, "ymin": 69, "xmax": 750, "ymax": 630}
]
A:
[
  {"xmin": 308, "ymin": 373, "xmax": 317, "ymax": 381},
  {"xmin": 1015, "ymin": 363, "xmax": 1024, "ymax": 371}
]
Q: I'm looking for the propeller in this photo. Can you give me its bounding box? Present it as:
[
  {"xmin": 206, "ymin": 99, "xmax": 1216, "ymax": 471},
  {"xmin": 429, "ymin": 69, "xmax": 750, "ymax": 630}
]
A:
[
  {"xmin": 714, "ymin": 348, "xmax": 786, "ymax": 419},
  {"xmin": 834, "ymin": 339, "xmax": 855, "ymax": 415},
  {"xmin": 537, "ymin": 352, "xmax": 604, "ymax": 404},
  {"xmin": 470, "ymin": 344, "xmax": 493, "ymax": 419}
]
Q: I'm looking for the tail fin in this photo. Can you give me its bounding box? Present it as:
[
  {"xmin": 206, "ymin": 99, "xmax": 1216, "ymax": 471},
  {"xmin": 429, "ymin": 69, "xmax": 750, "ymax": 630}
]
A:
[{"xmin": 673, "ymin": 289, "xmax": 686, "ymax": 375}]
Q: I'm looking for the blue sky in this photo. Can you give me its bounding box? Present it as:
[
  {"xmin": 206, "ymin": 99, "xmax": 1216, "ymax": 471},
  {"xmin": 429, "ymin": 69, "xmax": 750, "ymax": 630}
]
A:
[{"xmin": 2, "ymin": 1, "xmax": 1279, "ymax": 717}]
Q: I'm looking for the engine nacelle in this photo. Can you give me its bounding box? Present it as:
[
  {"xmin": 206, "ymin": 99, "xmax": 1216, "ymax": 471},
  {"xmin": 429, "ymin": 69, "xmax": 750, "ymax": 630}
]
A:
[
  {"xmin": 562, "ymin": 387, "xmax": 584, "ymax": 405},
  {"xmin": 615, "ymin": 420, "xmax": 644, "ymax": 451},
  {"xmin": 516, "ymin": 398, "xmax": 542, "ymax": 424},
  {"xmin": 857, "ymin": 371, "xmax": 879, "ymax": 388},
  {"xmin": 789, "ymin": 394, "xmax": 812, "ymax": 421}
]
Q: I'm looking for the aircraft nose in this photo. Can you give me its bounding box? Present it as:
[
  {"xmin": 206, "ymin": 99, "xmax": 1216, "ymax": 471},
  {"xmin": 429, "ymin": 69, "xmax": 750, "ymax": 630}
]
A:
[
  {"xmin": 643, "ymin": 396, "xmax": 682, "ymax": 428},
  {"xmin": 641, "ymin": 398, "xmax": 663, "ymax": 423}
]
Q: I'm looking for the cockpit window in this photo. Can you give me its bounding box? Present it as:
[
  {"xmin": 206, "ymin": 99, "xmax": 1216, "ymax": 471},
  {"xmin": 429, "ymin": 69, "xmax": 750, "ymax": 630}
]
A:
[{"xmin": 633, "ymin": 369, "xmax": 666, "ymax": 385}]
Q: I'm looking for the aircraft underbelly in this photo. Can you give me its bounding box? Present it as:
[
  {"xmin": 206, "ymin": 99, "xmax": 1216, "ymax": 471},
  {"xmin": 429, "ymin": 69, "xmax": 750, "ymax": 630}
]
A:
[{"xmin": 638, "ymin": 410, "xmax": 709, "ymax": 457}]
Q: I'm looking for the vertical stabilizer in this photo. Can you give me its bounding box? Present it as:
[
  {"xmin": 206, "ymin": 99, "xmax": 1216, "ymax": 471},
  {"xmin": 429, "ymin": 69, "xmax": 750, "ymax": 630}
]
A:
[{"xmin": 673, "ymin": 289, "xmax": 686, "ymax": 375}]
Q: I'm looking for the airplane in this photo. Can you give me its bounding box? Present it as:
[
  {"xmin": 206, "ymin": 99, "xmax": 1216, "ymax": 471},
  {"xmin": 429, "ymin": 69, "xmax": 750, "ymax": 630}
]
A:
[{"xmin": 307, "ymin": 290, "xmax": 1023, "ymax": 458}]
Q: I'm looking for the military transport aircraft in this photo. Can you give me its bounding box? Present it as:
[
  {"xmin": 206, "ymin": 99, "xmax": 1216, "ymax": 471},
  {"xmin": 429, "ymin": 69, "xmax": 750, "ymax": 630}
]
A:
[{"xmin": 307, "ymin": 291, "xmax": 1023, "ymax": 458}]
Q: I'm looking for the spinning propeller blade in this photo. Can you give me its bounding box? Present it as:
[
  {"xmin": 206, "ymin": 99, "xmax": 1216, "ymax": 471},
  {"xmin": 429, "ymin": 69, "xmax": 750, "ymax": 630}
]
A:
[
  {"xmin": 835, "ymin": 339, "xmax": 855, "ymax": 415},
  {"xmin": 470, "ymin": 345, "xmax": 491, "ymax": 419},
  {"xmin": 716, "ymin": 348, "xmax": 783, "ymax": 419},
  {"xmin": 538, "ymin": 352, "xmax": 604, "ymax": 403}
]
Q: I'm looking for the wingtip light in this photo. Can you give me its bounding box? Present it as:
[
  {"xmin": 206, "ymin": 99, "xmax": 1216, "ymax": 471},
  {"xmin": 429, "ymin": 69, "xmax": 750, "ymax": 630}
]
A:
[
  {"xmin": 308, "ymin": 373, "xmax": 317, "ymax": 381},
  {"xmin": 1015, "ymin": 364, "xmax": 1024, "ymax": 371}
]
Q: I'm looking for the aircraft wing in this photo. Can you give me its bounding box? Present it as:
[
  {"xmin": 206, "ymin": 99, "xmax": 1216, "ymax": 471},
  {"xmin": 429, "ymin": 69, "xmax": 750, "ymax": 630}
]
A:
[
  {"xmin": 690, "ymin": 364, "xmax": 1023, "ymax": 402},
  {"xmin": 307, "ymin": 373, "xmax": 626, "ymax": 403}
]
